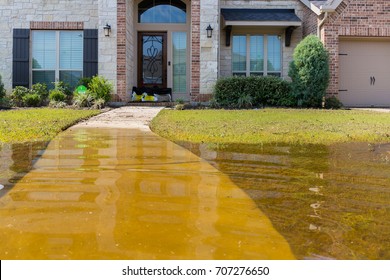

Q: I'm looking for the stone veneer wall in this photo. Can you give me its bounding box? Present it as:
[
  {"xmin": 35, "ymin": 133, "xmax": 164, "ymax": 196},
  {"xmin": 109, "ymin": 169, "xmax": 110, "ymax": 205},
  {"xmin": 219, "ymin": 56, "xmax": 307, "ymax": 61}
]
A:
[
  {"xmin": 198, "ymin": 0, "xmax": 219, "ymax": 99},
  {"xmin": 219, "ymin": 0, "xmax": 303, "ymax": 80},
  {"xmin": 0, "ymin": 0, "xmax": 101, "ymax": 92},
  {"xmin": 99, "ymin": 0, "xmax": 118, "ymax": 98},
  {"xmin": 320, "ymin": 0, "xmax": 390, "ymax": 95}
]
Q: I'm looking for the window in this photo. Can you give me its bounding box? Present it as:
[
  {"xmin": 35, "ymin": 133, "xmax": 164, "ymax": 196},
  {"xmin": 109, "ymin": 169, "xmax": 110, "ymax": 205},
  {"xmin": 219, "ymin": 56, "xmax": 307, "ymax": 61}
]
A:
[
  {"xmin": 32, "ymin": 30, "xmax": 83, "ymax": 89},
  {"xmin": 138, "ymin": 0, "xmax": 186, "ymax": 23},
  {"xmin": 172, "ymin": 32, "xmax": 187, "ymax": 93},
  {"xmin": 232, "ymin": 34, "xmax": 281, "ymax": 77}
]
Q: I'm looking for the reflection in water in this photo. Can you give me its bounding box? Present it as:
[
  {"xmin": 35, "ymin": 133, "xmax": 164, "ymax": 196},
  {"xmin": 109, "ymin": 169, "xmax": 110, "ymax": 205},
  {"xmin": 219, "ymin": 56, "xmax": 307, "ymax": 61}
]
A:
[
  {"xmin": 0, "ymin": 128, "xmax": 294, "ymax": 260},
  {"xmin": 180, "ymin": 142, "xmax": 390, "ymax": 260},
  {"xmin": 0, "ymin": 141, "xmax": 48, "ymax": 197}
]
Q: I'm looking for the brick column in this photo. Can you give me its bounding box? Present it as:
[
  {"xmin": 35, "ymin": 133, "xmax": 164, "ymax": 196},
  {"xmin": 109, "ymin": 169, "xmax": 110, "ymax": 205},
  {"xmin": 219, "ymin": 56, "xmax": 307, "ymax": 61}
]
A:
[
  {"xmin": 117, "ymin": 0, "xmax": 127, "ymax": 101},
  {"xmin": 190, "ymin": 0, "xmax": 200, "ymax": 102}
]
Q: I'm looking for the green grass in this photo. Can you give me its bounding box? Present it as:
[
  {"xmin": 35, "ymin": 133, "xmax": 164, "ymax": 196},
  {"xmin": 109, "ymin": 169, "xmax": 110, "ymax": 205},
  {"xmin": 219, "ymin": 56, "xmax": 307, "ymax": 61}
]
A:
[
  {"xmin": 0, "ymin": 108, "xmax": 100, "ymax": 143},
  {"xmin": 150, "ymin": 109, "xmax": 390, "ymax": 145}
]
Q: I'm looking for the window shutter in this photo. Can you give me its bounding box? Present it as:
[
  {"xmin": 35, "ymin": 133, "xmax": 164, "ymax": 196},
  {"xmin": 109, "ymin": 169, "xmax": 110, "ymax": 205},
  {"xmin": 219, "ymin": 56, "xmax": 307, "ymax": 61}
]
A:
[
  {"xmin": 83, "ymin": 29, "xmax": 98, "ymax": 78},
  {"xmin": 12, "ymin": 29, "xmax": 30, "ymax": 88}
]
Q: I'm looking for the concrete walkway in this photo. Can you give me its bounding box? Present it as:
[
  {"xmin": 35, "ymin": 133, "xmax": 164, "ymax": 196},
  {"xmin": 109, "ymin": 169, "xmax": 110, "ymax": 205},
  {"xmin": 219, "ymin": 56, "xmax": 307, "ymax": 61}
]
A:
[{"xmin": 73, "ymin": 106, "xmax": 164, "ymax": 130}]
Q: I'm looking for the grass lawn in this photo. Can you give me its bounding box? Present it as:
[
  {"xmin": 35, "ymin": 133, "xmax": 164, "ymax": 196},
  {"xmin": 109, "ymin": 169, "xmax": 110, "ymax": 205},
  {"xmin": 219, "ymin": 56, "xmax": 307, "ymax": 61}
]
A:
[
  {"xmin": 0, "ymin": 108, "xmax": 100, "ymax": 143},
  {"xmin": 150, "ymin": 109, "xmax": 390, "ymax": 145}
]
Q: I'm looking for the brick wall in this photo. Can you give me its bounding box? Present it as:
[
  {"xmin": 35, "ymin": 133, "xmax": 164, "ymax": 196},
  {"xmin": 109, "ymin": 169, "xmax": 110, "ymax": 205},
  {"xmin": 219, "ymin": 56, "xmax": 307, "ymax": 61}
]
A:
[
  {"xmin": 190, "ymin": 0, "xmax": 201, "ymax": 101},
  {"xmin": 116, "ymin": 0, "xmax": 127, "ymax": 101},
  {"xmin": 321, "ymin": 0, "xmax": 390, "ymax": 95},
  {"xmin": 300, "ymin": 3, "xmax": 317, "ymax": 37}
]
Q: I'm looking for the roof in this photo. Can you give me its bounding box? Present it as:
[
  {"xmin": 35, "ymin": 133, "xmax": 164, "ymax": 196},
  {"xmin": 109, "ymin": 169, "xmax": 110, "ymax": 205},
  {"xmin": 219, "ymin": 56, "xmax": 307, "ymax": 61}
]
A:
[
  {"xmin": 221, "ymin": 9, "xmax": 302, "ymax": 27},
  {"xmin": 221, "ymin": 9, "xmax": 301, "ymax": 23}
]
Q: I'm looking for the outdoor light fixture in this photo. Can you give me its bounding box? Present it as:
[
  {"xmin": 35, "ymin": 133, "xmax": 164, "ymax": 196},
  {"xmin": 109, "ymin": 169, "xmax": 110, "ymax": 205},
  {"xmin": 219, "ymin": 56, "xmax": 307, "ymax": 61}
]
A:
[
  {"xmin": 103, "ymin": 23, "xmax": 111, "ymax": 37},
  {"xmin": 206, "ymin": 24, "xmax": 213, "ymax": 38}
]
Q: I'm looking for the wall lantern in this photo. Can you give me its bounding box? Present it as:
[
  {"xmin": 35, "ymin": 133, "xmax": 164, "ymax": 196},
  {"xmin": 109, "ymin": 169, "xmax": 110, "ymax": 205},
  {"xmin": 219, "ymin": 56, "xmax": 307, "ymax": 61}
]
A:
[
  {"xmin": 103, "ymin": 23, "xmax": 111, "ymax": 37},
  {"xmin": 206, "ymin": 24, "xmax": 213, "ymax": 38}
]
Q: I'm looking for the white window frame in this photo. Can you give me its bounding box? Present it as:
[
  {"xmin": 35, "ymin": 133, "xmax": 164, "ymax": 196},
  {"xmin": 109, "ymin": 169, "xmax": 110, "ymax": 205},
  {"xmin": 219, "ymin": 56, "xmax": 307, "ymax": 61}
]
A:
[
  {"xmin": 31, "ymin": 30, "xmax": 83, "ymax": 87},
  {"xmin": 232, "ymin": 34, "xmax": 282, "ymax": 77}
]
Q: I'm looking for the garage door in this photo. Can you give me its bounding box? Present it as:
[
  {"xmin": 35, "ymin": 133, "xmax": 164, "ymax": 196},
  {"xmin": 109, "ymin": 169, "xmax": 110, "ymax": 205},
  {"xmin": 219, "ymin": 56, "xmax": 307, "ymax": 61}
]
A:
[{"xmin": 339, "ymin": 39, "xmax": 390, "ymax": 107}]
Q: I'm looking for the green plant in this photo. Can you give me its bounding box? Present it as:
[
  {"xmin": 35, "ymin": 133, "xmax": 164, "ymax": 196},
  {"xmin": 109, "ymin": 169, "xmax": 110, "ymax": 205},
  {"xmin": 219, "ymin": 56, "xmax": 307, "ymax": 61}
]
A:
[
  {"xmin": 325, "ymin": 96, "xmax": 343, "ymax": 109},
  {"xmin": 88, "ymin": 76, "xmax": 113, "ymax": 102},
  {"xmin": 49, "ymin": 89, "xmax": 67, "ymax": 102},
  {"xmin": 288, "ymin": 35, "xmax": 330, "ymax": 108},
  {"xmin": 10, "ymin": 86, "xmax": 30, "ymax": 107},
  {"xmin": 92, "ymin": 98, "xmax": 106, "ymax": 109},
  {"xmin": 22, "ymin": 93, "xmax": 41, "ymax": 107},
  {"xmin": 213, "ymin": 76, "xmax": 292, "ymax": 109},
  {"xmin": 237, "ymin": 93, "xmax": 253, "ymax": 109},
  {"xmin": 0, "ymin": 74, "xmax": 5, "ymax": 100},
  {"xmin": 175, "ymin": 98, "xmax": 185, "ymax": 104},
  {"xmin": 73, "ymin": 91, "xmax": 94, "ymax": 108},
  {"xmin": 77, "ymin": 77, "xmax": 92, "ymax": 88},
  {"xmin": 31, "ymin": 83, "xmax": 49, "ymax": 105}
]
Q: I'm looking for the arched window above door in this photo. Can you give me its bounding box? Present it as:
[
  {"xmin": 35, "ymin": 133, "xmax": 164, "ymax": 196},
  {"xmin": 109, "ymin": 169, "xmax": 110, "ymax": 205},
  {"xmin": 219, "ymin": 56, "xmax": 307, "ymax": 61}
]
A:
[{"xmin": 138, "ymin": 0, "xmax": 186, "ymax": 23}]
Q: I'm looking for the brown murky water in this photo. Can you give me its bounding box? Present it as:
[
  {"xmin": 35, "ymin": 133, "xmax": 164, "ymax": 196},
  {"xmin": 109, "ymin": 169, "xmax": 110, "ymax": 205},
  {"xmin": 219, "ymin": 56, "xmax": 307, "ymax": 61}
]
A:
[
  {"xmin": 0, "ymin": 128, "xmax": 294, "ymax": 260},
  {"xmin": 180, "ymin": 142, "xmax": 390, "ymax": 260}
]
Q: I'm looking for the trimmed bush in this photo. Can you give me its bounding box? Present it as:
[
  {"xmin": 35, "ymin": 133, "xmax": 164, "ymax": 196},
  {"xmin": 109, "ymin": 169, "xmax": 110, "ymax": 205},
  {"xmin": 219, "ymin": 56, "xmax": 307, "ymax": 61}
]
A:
[
  {"xmin": 88, "ymin": 75, "xmax": 113, "ymax": 102},
  {"xmin": 31, "ymin": 83, "xmax": 49, "ymax": 105},
  {"xmin": 288, "ymin": 35, "xmax": 330, "ymax": 108},
  {"xmin": 22, "ymin": 93, "xmax": 41, "ymax": 107},
  {"xmin": 213, "ymin": 76, "xmax": 293, "ymax": 109},
  {"xmin": 49, "ymin": 89, "xmax": 67, "ymax": 102},
  {"xmin": 10, "ymin": 86, "xmax": 30, "ymax": 107}
]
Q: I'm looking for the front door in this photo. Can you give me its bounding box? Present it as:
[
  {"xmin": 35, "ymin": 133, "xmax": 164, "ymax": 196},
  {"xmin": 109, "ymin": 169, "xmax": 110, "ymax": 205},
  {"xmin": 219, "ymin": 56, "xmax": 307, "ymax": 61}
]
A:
[{"xmin": 138, "ymin": 32, "xmax": 167, "ymax": 88}]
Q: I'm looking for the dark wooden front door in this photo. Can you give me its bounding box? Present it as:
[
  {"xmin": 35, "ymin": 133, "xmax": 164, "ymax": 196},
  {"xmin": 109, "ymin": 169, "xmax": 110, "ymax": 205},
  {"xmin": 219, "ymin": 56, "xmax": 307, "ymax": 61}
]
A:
[{"xmin": 138, "ymin": 32, "xmax": 167, "ymax": 88}]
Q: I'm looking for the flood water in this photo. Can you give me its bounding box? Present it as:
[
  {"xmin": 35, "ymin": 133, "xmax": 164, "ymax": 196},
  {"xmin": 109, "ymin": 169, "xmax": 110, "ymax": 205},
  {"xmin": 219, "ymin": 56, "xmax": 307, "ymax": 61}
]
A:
[
  {"xmin": 179, "ymin": 142, "xmax": 390, "ymax": 259},
  {"xmin": 0, "ymin": 128, "xmax": 294, "ymax": 260}
]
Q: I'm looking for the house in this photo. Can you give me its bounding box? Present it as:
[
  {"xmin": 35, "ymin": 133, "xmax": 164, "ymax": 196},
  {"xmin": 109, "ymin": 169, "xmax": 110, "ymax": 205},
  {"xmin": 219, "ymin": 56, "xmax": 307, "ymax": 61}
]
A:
[{"xmin": 0, "ymin": 0, "xmax": 389, "ymax": 107}]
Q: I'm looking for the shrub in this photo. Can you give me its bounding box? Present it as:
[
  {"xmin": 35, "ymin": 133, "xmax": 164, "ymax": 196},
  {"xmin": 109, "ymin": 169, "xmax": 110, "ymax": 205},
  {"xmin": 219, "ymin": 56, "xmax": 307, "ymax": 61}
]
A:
[
  {"xmin": 22, "ymin": 93, "xmax": 41, "ymax": 107},
  {"xmin": 73, "ymin": 91, "xmax": 94, "ymax": 108},
  {"xmin": 91, "ymin": 98, "xmax": 106, "ymax": 109},
  {"xmin": 88, "ymin": 76, "xmax": 113, "ymax": 102},
  {"xmin": 213, "ymin": 76, "xmax": 293, "ymax": 108},
  {"xmin": 0, "ymin": 74, "xmax": 5, "ymax": 100},
  {"xmin": 31, "ymin": 83, "xmax": 48, "ymax": 105},
  {"xmin": 49, "ymin": 89, "xmax": 67, "ymax": 102},
  {"xmin": 288, "ymin": 35, "xmax": 330, "ymax": 108},
  {"xmin": 77, "ymin": 77, "xmax": 92, "ymax": 88},
  {"xmin": 10, "ymin": 86, "xmax": 30, "ymax": 107},
  {"xmin": 53, "ymin": 81, "xmax": 73, "ymax": 103},
  {"xmin": 325, "ymin": 96, "xmax": 343, "ymax": 109}
]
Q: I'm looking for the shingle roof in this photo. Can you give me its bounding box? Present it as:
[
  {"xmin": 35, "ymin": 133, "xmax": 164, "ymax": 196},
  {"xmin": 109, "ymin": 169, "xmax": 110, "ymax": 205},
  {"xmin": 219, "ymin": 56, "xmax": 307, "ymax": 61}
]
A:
[{"xmin": 221, "ymin": 9, "xmax": 301, "ymax": 23}]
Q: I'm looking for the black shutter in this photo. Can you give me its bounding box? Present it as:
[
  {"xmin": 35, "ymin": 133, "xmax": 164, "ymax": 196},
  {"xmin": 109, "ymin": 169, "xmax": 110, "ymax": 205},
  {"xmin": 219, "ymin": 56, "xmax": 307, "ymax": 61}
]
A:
[
  {"xmin": 83, "ymin": 29, "xmax": 98, "ymax": 78},
  {"xmin": 12, "ymin": 29, "xmax": 30, "ymax": 88}
]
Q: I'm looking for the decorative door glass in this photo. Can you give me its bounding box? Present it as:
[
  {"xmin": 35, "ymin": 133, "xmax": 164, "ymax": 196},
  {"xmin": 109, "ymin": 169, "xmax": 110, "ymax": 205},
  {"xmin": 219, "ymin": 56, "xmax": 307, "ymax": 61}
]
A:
[{"xmin": 140, "ymin": 34, "xmax": 166, "ymax": 87}]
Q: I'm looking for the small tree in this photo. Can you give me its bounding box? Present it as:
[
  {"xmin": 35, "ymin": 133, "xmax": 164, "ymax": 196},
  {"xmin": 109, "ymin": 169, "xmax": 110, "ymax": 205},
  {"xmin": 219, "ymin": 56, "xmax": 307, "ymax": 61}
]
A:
[{"xmin": 289, "ymin": 35, "xmax": 330, "ymax": 107}]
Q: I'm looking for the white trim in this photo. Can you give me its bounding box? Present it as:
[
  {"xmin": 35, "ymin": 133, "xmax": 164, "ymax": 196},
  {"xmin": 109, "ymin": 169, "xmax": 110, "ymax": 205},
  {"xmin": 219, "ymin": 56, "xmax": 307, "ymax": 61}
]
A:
[
  {"xmin": 224, "ymin": 20, "xmax": 302, "ymax": 27},
  {"xmin": 299, "ymin": 0, "xmax": 343, "ymax": 15}
]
